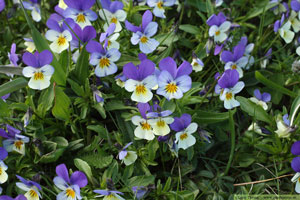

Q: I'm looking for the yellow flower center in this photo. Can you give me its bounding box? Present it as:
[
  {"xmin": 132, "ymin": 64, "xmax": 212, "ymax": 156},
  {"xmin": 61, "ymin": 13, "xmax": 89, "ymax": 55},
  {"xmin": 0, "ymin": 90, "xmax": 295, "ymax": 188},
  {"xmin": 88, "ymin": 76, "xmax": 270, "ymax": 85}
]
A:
[
  {"xmin": 157, "ymin": 1, "xmax": 163, "ymax": 9},
  {"xmin": 0, "ymin": 167, "xmax": 2, "ymax": 175},
  {"xmin": 66, "ymin": 188, "xmax": 76, "ymax": 198},
  {"xmin": 107, "ymin": 40, "xmax": 112, "ymax": 47},
  {"xmin": 165, "ymin": 83, "xmax": 178, "ymax": 93},
  {"xmin": 226, "ymin": 92, "xmax": 233, "ymax": 100},
  {"xmin": 111, "ymin": 17, "xmax": 117, "ymax": 24},
  {"xmin": 232, "ymin": 64, "xmax": 237, "ymax": 69},
  {"xmin": 136, "ymin": 85, "xmax": 147, "ymax": 95},
  {"xmin": 28, "ymin": 189, "xmax": 38, "ymax": 198},
  {"xmin": 193, "ymin": 62, "xmax": 199, "ymax": 66},
  {"xmin": 14, "ymin": 140, "xmax": 24, "ymax": 150},
  {"xmin": 99, "ymin": 57, "xmax": 110, "ymax": 68},
  {"xmin": 156, "ymin": 120, "xmax": 165, "ymax": 127},
  {"xmin": 141, "ymin": 122, "xmax": 151, "ymax": 130},
  {"xmin": 33, "ymin": 72, "xmax": 44, "ymax": 81},
  {"xmin": 76, "ymin": 13, "xmax": 86, "ymax": 23},
  {"xmin": 215, "ymin": 30, "xmax": 220, "ymax": 36},
  {"xmin": 140, "ymin": 36, "xmax": 148, "ymax": 44},
  {"xmin": 57, "ymin": 36, "xmax": 67, "ymax": 46},
  {"xmin": 180, "ymin": 133, "xmax": 188, "ymax": 140}
]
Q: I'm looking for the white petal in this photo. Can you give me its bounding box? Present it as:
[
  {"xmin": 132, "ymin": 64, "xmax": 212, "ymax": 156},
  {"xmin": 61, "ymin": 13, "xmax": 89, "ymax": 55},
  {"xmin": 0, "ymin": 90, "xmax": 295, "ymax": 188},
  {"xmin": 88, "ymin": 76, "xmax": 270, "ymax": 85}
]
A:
[
  {"xmin": 219, "ymin": 21, "xmax": 231, "ymax": 32},
  {"xmin": 185, "ymin": 123, "xmax": 198, "ymax": 134},
  {"xmin": 143, "ymin": 75, "xmax": 157, "ymax": 89},
  {"xmin": 134, "ymin": 126, "xmax": 155, "ymax": 140},
  {"xmin": 236, "ymin": 57, "xmax": 248, "ymax": 68},
  {"xmin": 94, "ymin": 62, "xmax": 118, "ymax": 77},
  {"xmin": 23, "ymin": 66, "xmax": 37, "ymax": 77},
  {"xmin": 123, "ymin": 151, "xmax": 137, "ymax": 166},
  {"xmin": 131, "ymin": 87, "xmax": 153, "ymax": 103},
  {"xmin": 215, "ymin": 32, "xmax": 227, "ymax": 43},
  {"xmin": 139, "ymin": 38, "xmax": 159, "ymax": 54},
  {"xmin": 296, "ymin": 181, "xmax": 300, "ymax": 193},
  {"xmin": 125, "ymin": 79, "xmax": 139, "ymax": 92},
  {"xmin": 45, "ymin": 30, "xmax": 60, "ymax": 42},
  {"xmin": 53, "ymin": 176, "xmax": 68, "ymax": 191},
  {"xmin": 224, "ymin": 98, "xmax": 240, "ymax": 109},
  {"xmin": 16, "ymin": 182, "xmax": 31, "ymax": 192},
  {"xmin": 231, "ymin": 81, "xmax": 244, "ymax": 94},
  {"xmin": 131, "ymin": 115, "xmax": 144, "ymax": 125},
  {"xmin": 177, "ymin": 134, "xmax": 196, "ymax": 150},
  {"xmin": 40, "ymin": 65, "xmax": 54, "ymax": 76},
  {"xmin": 131, "ymin": 32, "xmax": 141, "ymax": 45},
  {"xmin": 209, "ymin": 26, "xmax": 218, "ymax": 37},
  {"xmin": 28, "ymin": 76, "xmax": 51, "ymax": 90},
  {"xmin": 31, "ymin": 8, "xmax": 41, "ymax": 22},
  {"xmin": 0, "ymin": 168, "xmax": 8, "ymax": 184},
  {"xmin": 292, "ymin": 173, "xmax": 300, "ymax": 182},
  {"xmin": 297, "ymin": 46, "xmax": 300, "ymax": 56},
  {"xmin": 115, "ymin": 10, "xmax": 127, "ymax": 21}
]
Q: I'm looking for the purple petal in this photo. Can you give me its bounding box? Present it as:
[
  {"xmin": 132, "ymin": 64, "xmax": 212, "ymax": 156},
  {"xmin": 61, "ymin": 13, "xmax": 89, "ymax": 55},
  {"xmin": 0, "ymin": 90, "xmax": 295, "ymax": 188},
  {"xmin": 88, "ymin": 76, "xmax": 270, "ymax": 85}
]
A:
[
  {"xmin": 274, "ymin": 20, "xmax": 280, "ymax": 32},
  {"xmin": 253, "ymin": 89, "xmax": 262, "ymax": 100},
  {"xmin": 238, "ymin": 36, "xmax": 248, "ymax": 46},
  {"xmin": 100, "ymin": 0, "xmax": 111, "ymax": 10},
  {"xmin": 123, "ymin": 62, "xmax": 139, "ymax": 80},
  {"xmin": 214, "ymin": 44, "xmax": 223, "ymax": 55},
  {"xmin": 138, "ymin": 103, "xmax": 150, "ymax": 119},
  {"xmin": 159, "ymin": 57, "xmax": 177, "ymax": 78},
  {"xmin": 0, "ymin": 0, "xmax": 5, "ymax": 12},
  {"xmin": 217, "ymin": 12, "xmax": 226, "ymax": 25},
  {"xmin": 81, "ymin": 0, "xmax": 95, "ymax": 10},
  {"xmin": 265, "ymin": 48, "xmax": 272, "ymax": 58},
  {"xmin": 125, "ymin": 20, "xmax": 141, "ymax": 33},
  {"xmin": 55, "ymin": 5, "xmax": 64, "ymax": 16},
  {"xmin": 0, "ymin": 196, "xmax": 15, "ymax": 200},
  {"xmin": 138, "ymin": 59, "xmax": 155, "ymax": 80},
  {"xmin": 0, "ymin": 147, "xmax": 8, "ymax": 160},
  {"xmin": 123, "ymin": 142, "xmax": 133, "ymax": 150},
  {"xmin": 38, "ymin": 50, "xmax": 53, "ymax": 66},
  {"xmin": 170, "ymin": 114, "xmax": 191, "ymax": 132},
  {"xmin": 86, "ymin": 40, "xmax": 104, "ymax": 54},
  {"xmin": 206, "ymin": 14, "xmax": 218, "ymax": 26},
  {"xmin": 146, "ymin": 112, "xmax": 159, "ymax": 118},
  {"xmin": 292, "ymin": 141, "xmax": 300, "ymax": 155},
  {"xmin": 70, "ymin": 171, "xmax": 88, "ymax": 188},
  {"xmin": 138, "ymin": 53, "xmax": 147, "ymax": 61},
  {"xmin": 56, "ymin": 164, "xmax": 70, "ymax": 183},
  {"xmin": 109, "ymin": 1, "xmax": 124, "ymax": 13},
  {"xmin": 221, "ymin": 51, "xmax": 234, "ymax": 63},
  {"xmin": 118, "ymin": 150, "xmax": 127, "ymax": 160},
  {"xmin": 261, "ymin": 92, "xmax": 271, "ymax": 102},
  {"xmin": 82, "ymin": 26, "xmax": 97, "ymax": 43},
  {"xmin": 46, "ymin": 18, "xmax": 62, "ymax": 32},
  {"xmin": 233, "ymin": 44, "xmax": 245, "ymax": 61},
  {"xmin": 15, "ymin": 195, "xmax": 27, "ymax": 200},
  {"xmin": 106, "ymin": 23, "xmax": 116, "ymax": 36},
  {"xmin": 291, "ymin": 0, "xmax": 300, "ymax": 12},
  {"xmin": 160, "ymin": 110, "xmax": 172, "ymax": 117},
  {"xmin": 22, "ymin": 52, "xmax": 39, "ymax": 68},
  {"xmin": 64, "ymin": 0, "xmax": 81, "ymax": 10},
  {"xmin": 62, "ymin": 18, "xmax": 76, "ymax": 31},
  {"xmin": 218, "ymin": 69, "xmax": 239, "ymax": 89},
  {"xmin": 142, "ymin": 10, "xmax": 153, "ymax": 31},
  {"xmin": 283, "ymin": 114, "xmax": 290, "ymax": 126},
  {"xmin": 16, "ymin": 175, "xmax": 30, "ymax": 186},
  {"xmin": 176, "ymin": 61, "xmax": 192, "ymax": 78},
  {"xmin": 292, "ymin": 157, "xmax": 300, "ymax": 172},
  {"xmin": 94, "ymin": 190, "xmax": 111, "ymax": 195},
  {"xmin": 1, "ymin": 92, "xmax": 10, "ymax": 100},
  {"xmin": 0, "ymin": 129, "xmax": 9, "ymax": 139},
  {"xmin": 6, "ymin": 125, "xmax": 21, "ymax": 135}
]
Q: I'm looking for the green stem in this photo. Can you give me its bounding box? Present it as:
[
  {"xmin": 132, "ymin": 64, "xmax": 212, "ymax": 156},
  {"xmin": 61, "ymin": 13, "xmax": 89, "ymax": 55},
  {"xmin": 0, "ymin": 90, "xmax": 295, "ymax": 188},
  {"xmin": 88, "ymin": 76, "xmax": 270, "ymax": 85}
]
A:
[{"xmin": 224, "ymin": 109, "xmax": 235, "ymax": 176}]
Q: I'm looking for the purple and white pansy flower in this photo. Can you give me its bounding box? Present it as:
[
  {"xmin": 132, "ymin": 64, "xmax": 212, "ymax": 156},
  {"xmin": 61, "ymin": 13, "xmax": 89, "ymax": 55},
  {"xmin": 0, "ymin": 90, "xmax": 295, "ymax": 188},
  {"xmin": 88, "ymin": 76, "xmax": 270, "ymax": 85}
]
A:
[
  {"xmin": 207, "ymin": 12, "xmax": 231, "ymax": 43},
  {"xmin": 157, "ymin": 57, "xmax": 192, "ymax": 100},
  {"xmin": 123, "ymin": 56, "xmax": 157, "ymax": 103},
  {"xmin": 94, "ymin": 190, "xmax": 125, "ymax": 200},
  {"xmin": 45, "ymin": 14, "xmax": 75, "ymax": 53},
  {"xmin": 100, "ymin": 23, "xmax": 120, "ymax": 50},
  {"xmin": 146, "ymin": 109, "xmax": 174, "ymax": 136},
  {"xmin": 53, "ymin": 163, "xmax": 88, "ymax": 200},
  {"xmin": 22, "ymin": 50, "xmax": 54, "ymax": 90},
  {"xmin": 99, "ymin": 0, "xmax": 127, "ymax": 32},
  {"xmin": 249, "ymin": 89, "xmax": 271, "ymax": 110},
  {"xmin": 215, "ymin": 69, "xmax": 245, "ymax": 109},
  {"xmin": 0, "ymin": 148, "xmax": 8, "ymax": 185},
  {"xmin": 0, "ymin": 125, "xmax": 29, "ymax": 155},
  {"xmin": 22, "ymin": 0, "xmax": 41, "ymax": 22},
  {"xmin": 86, "ymin": 35, "xmax": 121, "ymax": 77},
  {"xmin": 191, "ymin": 55, "xmax": 204, "ymax": 72},
  {"xmin": 147, "ymin": 0, "xmax": 176, "ymax": 18},
  {"xmin": 63, "ymin": 0, "xmax": 97, "ymax": 29},
  {"xmin": 170, "ymin": 114, "xmax": 198, "ymax": 150},
  {"xmin": 16, "ymin": 175, "xmax": 42, "ymax": 200},
  {"xmin": 118, "ymin": 142, "xmax": 138, "ymax": 166},
  {"xmin": 24, "ymin": 38, "xmax": 36, "ymax": 53},
  {"xmin": 275, "ymin": 114, "xmax": 294, "ymax": 138},
  {"xmin": 125, "ymin": 10, "xmax": 159, "ymax": 54},
  {"xmin": 291, "ymin": 141, "xmax": 300, "ymax": 193}
]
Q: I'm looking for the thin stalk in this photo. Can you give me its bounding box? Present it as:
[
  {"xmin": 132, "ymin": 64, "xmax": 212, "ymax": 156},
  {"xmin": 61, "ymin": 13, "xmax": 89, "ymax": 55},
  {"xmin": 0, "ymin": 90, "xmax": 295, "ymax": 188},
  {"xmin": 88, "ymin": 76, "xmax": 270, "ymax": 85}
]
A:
[{"xmin": 224, "ymin": 109, "xmax": 235, "ymax": 175}]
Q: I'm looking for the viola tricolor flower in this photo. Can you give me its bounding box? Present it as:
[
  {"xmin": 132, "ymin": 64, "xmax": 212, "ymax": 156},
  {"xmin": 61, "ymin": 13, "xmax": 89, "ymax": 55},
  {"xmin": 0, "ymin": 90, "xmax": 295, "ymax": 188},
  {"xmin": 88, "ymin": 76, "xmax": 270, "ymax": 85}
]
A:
[
  {"xmin": 215, "ymin": 69, "xmax": 244, "ymax": 109},
  {"xmin": 288, "ymin": 11, "xmax": 300, "ymax": 33},
  {"xmin": 191, "ymin": 56, "xmax": 204, "ymax": 72},
  {"xmin": 291, "ymin": 141, "xmax": 300, "ymax": 193},
  {"xmin": 147, "ymin": 109, "xmax": 174, "ymax": 136},
  {"xmin": 99, "ymin": 0, "xmax": 127, "ymax": 32},
  {"xmin": 275, "ymin": 114, "xmax": 294, "ymax": 138},
  {"xmin": 93, "ymin": 88, "xmax": 104, "ymax": 106},
  {"xmin": 221, "ymin": 42, "xmax": 248, "ymax": 78},
  {"xmin": 71, "ymin": 24, "xmax": 97, "ymax": 62},
  {"xmin": 86, "ymin": 37, "xmax": 121, "ymax": 77},
  {"xmin": 0, "ymin": 148, "xmax": 8, "ymax": 185},
  {"xmin": 0, "ymin": 125, "xmax": 29, "ymax": 155},
  {"xmin": 131, "ymin": 103, "xmax": 155, "ymax": 140},
  {"xmin": 275, "ymin": 14, "xmax": 295, "ymax": 43},
  {"xmin": 249, "ymin": 89, "xmax": 271, "ymax": 110},
  {"xmin": 147, "ymin": 0, "xmax": 176, "ymax": 18},
  {"xmin": 125, "ymin": 10, "xmax": 159, "ymax": 54},
  {"xmin": 16, "ymin": 175, "xmax": 42, "ymax": 200},
  {"xmin": 94, "ymin": 190, "xmax": 125, "ymax": 200},
  {"xmin": 157, "ymin": 57, "xmax": 192, "ymax": 100},
  {"xmin": 118, "ymin": 142, "xmax": 138, "ymax": 166},
  {"xmin": 45, "ymin": 14, "xmax": 75, "ymax": 53},
  {"xmin": 123, "ymin": 56, "xmax": 157, "ymax": 103},
  {"xmin": 24, "ymin": 38, "xmax": 36, "ymax": 53},
  {"xmin": 0, "ymin": 195, "xmax": 27, "ymax": 200},
  {"xmin": 8, "ymin": 43, "xmax": 19, "ymax": 67},
  {"xmin": 63, "ymin": 0, "xmax": 97, "ymax": 29},
  {"xmin": 170, "ymin": 114, "xmax": 197, "ymax": 150},
  {"xmin": 207, "ymin": 12, "xmax": 231, "ymax": 43},
  {"xmin": 22, "ymin": 0, "xmax": 41, "ymax": 22},
  {"xmin": 261, "ymin": 48, "xmax": 272, "ymax": 68},
  {"xmin": 22, "ymin": 50, "xmax": 54, "ymax": 90},
  {"xmin": 100, "ymin": 23, "xmax": 120, "ymax": 50},
  {"xmin": 53, "ymin": 163, "xmax": 88, "ymax": 200}
]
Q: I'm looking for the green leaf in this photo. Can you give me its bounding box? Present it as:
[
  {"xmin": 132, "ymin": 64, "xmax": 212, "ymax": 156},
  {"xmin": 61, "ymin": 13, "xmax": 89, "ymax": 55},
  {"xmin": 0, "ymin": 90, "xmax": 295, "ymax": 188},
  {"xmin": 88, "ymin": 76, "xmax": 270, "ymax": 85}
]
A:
[
  {"xmin": 52, "ymin": 87, "xmax": 71, "ymax": 121},
  {"xmin": 105, "ymin": 100, "xmax": 137, "ymax": 111},
  {"xmin": 0, "ymin": 99, "xmax": 10, "ymax": 117},
  {"xmin": 179, "ymin": 24, "xmax": 200, "ymax": 35},
  {"xmin": 74, "ymin": 48, "xmax": 89, "ymax": 85},
  {"xmin": 198, "ymin": 170, "xmax": 214, "ymax": 179},
  {"xmin": 0, "ymin": 77, "xmax": 28, "ymax": 97},
  {"xmin": 80, "ymin": 153, "xmax": 113, "ymax": 169},
  {"xmin": 193, "ymin": 110, "xmax": 234, "ymax": 124},
  {"xmin": 20, "ymin": 1, "xmax": 66, "ymax": 86},
  {"xmin": 205, "ymin": 0, "xmax": 214, "ymax": 17},
  {"xmin": 0, "ymin": 66, "xmax": 23, "ymax": 76},
  {"xmin": 127, "ymin": 175, "xmax": 155, "ymax": 188},
  {"xmin": 37, "ymin": 84, "xmax": 55, "ymax": 118},
  {"xmin": 163, "ymin": 177, "xmax": 172, "ymax": 192},
  {"xmin": 147, "ymin": 139, "xmax": 159, "ymax": 161},
  {"xmin": 242, "ymin": 2, "xmax": 278, "ymax": 21},
  {"xmin": 290, "ymin": 96, "xmax": 300, "ymax": 126},
  {"xmin": 74, "ymin": 158, "xmax": 94, "ymax": 184},
  {"xmin": 255, "ymin": 71, "xmax": 297, "ymax": 98},
  {"xmin": 67, "ymin": 79, "xmax": 85, "ymax": 96},
  {"xmin": 236, "ymin": 96, "xmax": 273, "ymax": 124}
]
